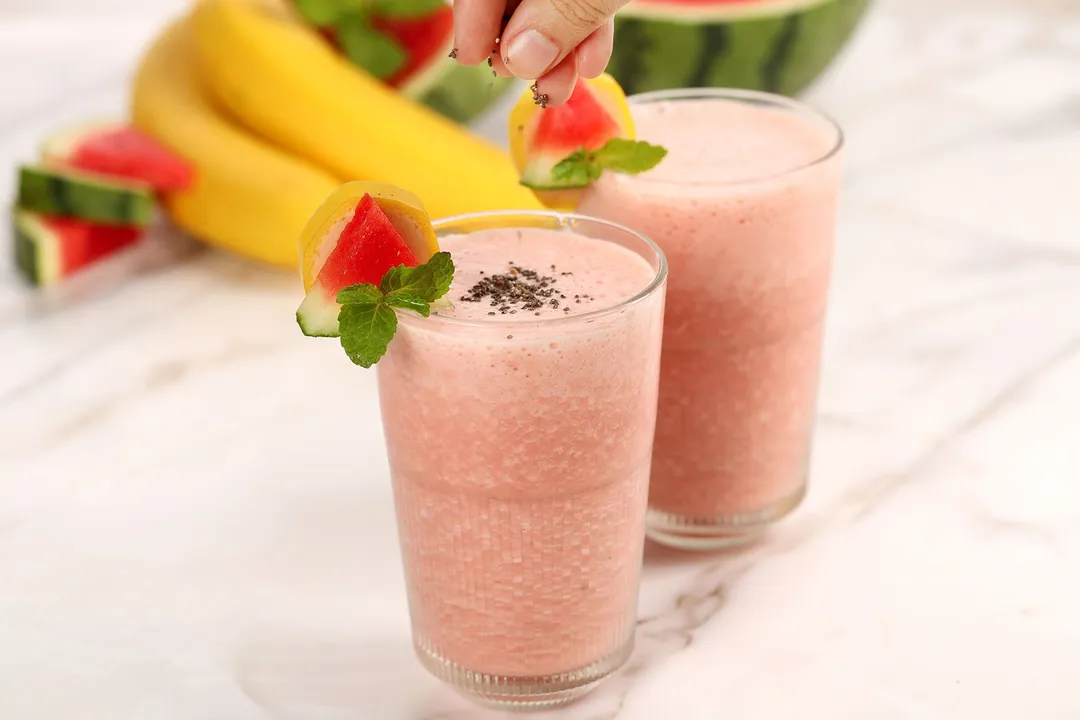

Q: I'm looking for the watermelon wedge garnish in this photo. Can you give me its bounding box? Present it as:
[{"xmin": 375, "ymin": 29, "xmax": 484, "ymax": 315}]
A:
[
  {"xmin": 508, "ymin": 74, "xmax": 635, "ymax": 210},
  {"xmin": 13, "ymin": 209, "xmax": 144, "ymax": 287},
  {"xmin": 296, "ymin": 182, "xmax": 439, "ymax": 337},
  {"xmin": 41, "ymin": 122, "xmax": 195, "ymax": 193}
]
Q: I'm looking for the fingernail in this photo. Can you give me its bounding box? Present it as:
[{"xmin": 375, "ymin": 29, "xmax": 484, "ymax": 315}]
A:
[{"xmin": 504, "ymin": 30, "xmax": 560, "ymax": 80}]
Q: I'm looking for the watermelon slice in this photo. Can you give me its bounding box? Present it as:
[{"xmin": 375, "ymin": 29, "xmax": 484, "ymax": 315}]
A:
[
  {"xmin": 296, "ymin": 2, "xmax": 513, "ymax": 125},
  {"xmin": 508, "ymin": 74, "xmax": 635, "ymax": 210},
  {"xmin": 17, "ymin": 165, "xmax": 155, "ymax": 228},
  {"xmin": 608, "ymin": 0, "xmax": 868, "ymax": 97},
  {"xmin": 40, "ymin": 122, "xmax": 194, "ymax": 193},
  {"xmin": 296, "ymin": 188, "xmax": 437, "ymax": 337},
  {"xmin": 13, "ymin": 209, "xmax": 143, "ymax": 287}
]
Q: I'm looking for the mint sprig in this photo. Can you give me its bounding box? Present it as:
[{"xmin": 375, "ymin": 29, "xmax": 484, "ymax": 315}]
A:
[
  {"xmin": 337, "ymin": 11, "xmax": 408, "ymax": 80},
  {"xmin": 336, "ymin": 252, "xmax": 454, "ymax": 368},
  {"xmin": 551, "ymin": 138, "xmax": 668, "ymax": 187}
]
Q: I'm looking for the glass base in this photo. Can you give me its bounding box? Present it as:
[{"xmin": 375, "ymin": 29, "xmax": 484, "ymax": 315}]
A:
[
  {"xmin": 645, "ymin": 483, "xmax": 807, "ymax": 551},
  {"xmin": 414, "ymin": 634, "xmax": 634, "ymax": 711}
]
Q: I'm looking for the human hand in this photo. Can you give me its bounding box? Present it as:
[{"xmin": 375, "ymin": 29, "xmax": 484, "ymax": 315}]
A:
[{"xmin": 450, "ymin": 0, "xmax": 627, "ymax": 106}]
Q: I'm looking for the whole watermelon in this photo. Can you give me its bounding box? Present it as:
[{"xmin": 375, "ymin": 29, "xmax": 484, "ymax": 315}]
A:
[{"xmin": 608, "ymin": 0, "xmax": 870, "ymax": 97}]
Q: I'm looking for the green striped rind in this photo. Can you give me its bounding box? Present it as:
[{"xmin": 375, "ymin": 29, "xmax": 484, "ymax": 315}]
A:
[
  {"xmin": 17, "ymin": 165, "xmax": 155, "ymax": 228},
  {"xmin": 403, "ymin": 60, "xmax": 516, "ymax": 125},
  {"xmin": 608, "ymin": 0, "xmax": 869, "ymax": 97},
  {"xmin": 296, "ymin": 281, "xmax": 343, "ymax": 337},
  {"xmin": 12, "ymin": 209, "xmax": 60, "ymax": 286}
]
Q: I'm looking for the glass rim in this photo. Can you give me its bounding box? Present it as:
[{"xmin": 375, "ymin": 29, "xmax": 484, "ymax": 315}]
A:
[
  {"xmin": 395, "ymin": 209, "xmax": 668, "ymax": 331},
  {"xmin": 622, "ymin": 86, "xmax": 845, "ymax": 187}
]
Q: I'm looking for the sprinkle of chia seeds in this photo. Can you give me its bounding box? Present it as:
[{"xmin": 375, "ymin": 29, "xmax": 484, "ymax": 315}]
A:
[
  {"xmin": 560, "ymin": 271, "xmax": 572, "ymax": 276},
  {"xmin": 448, "ymin": 48, "xmax": 458, "ymax": 59},
  {"xmin": 459, "ymin": 261, "xmax": 563, "ymax": 314},
  {"xmin": 488, "ymin": 311, "xmax": 496, "ymax": 316},
  {"xmin": 530, "ymin": 82, "xmax": 548, "ymax": 109},
  {"xmin": 487, "ymin": 56, "xmax": 493, "ymax": 67},
  {"xmin": 507, "ymin": 335, "xmax": 513, "ymax": 339}
]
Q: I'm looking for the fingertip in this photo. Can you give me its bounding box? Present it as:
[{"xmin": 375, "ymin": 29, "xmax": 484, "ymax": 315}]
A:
[
  {"xmin": 575, "ymin": 20, "xmax": 613, "ymax": 79},
  {"xmin": 451, "ymin": 0, "xmax": 507, "ymax": 65},
  {"xmin": 491, "ymin": 52, "xmax": 513, "ymax": 77},
  {"xmin": 533, "ymin": 54, "xmax": 578, "ymax": 107}
]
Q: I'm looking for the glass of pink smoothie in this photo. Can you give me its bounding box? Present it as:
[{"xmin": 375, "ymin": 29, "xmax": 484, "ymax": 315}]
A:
[
  {"xmin": 376, "ymin": 211, "xmax": 667, "ymax": 709},
  {"xmin": 577, "ymin": 89, "xmax": 843, "ymax": 550}
]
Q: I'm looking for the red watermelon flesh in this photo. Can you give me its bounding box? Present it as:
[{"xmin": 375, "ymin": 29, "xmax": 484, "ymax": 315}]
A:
[
  {"xmin": 52, "ymin": 218, "xmax": 143, "ymax": 275},
  {"xmin": 533, "ymin": 79, "xmax": 623, "ymax": 154},
  {"xmin": 63, "ymin": 125, "xmax": 194, "ymax": 193},
  {"xmin": 315, "ymin": 193, "xmax": 420, "ymax": 294}
]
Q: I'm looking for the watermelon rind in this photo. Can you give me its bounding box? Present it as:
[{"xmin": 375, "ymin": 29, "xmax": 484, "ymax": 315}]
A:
[
  {"xmin": 17, "ymin": 165, "xmax": 155, "ymax": 228},
  {"xmin": 12, "ymin": 209, "xmax": 60, "ymax": 286},
  {"xmin": 607, "ymin": 0, "xmax": 869, "ymax": 97},
  {"xmin": 519, "ymin": 156, "xmax": 591, "ymax": 191},
  {"xmin": 296, "ymin": 283, "xmax": 344, "ymax": 337}
]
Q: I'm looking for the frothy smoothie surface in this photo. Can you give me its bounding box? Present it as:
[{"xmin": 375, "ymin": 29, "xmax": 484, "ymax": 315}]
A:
[
  {"xmin": 627, "ymin": 98, "xmax": 837, "ymax": 185},
  {"xmin": 431, "ymin": 228, "xmax": 655, "ymax": 322}
]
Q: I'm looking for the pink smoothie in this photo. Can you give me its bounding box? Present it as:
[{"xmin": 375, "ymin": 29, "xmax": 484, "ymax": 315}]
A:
[
  {"xmin": 376, "ymin": 225, "xmax": 665, "ymax": 689},
  {"xmin": 577, "ymin": 93, "xmax": 842, "ymax": 542}
]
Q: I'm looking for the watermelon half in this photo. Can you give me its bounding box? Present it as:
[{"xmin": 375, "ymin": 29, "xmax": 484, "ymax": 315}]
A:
[
  {"xmin": 607, "ymin": 0, "xmax": 869, "ymax": 97},
  {"xmin": 13, "ymin": 209, "xmax": 143, "ymax": 287},
  {"xmin": 302, "ymin": 3, "xmax": 514, "ymax": 125}
]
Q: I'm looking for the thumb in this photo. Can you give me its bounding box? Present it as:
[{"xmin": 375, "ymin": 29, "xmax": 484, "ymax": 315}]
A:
[{"xmin": 500, "ymin": 0, "xmax": 624, "ymax": 80}]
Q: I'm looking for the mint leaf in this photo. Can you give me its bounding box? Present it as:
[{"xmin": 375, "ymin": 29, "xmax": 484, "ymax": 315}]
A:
[
  {"xmin": 371, "ymin": 0, "xmax": 446, "ymax": 19},
  {"xmin": 550, "ymin": 150, "xmax": 601, "ymax": 188},
  {"xmin": 338, "ymin": 302, "xmax": 398, "ymax": 368},
  {"xmin": 337, "ymin": 12, "xmax": 407, "ymax": 80},
  {"xmin": 593, "ymin": 138, "xmax": 668, "ymax": 174},
  {"xmin": 336, "ymin": 283, "xmax": 383, "ymax": 305},
  {"xmin": 294, "ymin": 0, "xmax": 352, "ymax": 25},
  {"xmin": 331, "ymin": 252, "xmax": 455, "ymax": 368},
  {"xmin": 547, "ymin": 139, "xmax": 668, "ymax": 189},
  {"xmin": 380, "ymin": 252, "xmax": 454, "ymax": 301},
  {"xmin": 383, "ymin": 291, "xmax": 430, "ymax": 317}
]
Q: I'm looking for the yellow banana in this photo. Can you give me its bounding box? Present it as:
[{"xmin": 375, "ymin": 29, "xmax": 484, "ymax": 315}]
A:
[
  {"xmin": 131, "ymin": 16, "xmax": 340, "ymax": 270},
  {"xmin": 190, "ymin": 0, "xmax": 542, "ymax": 220}
]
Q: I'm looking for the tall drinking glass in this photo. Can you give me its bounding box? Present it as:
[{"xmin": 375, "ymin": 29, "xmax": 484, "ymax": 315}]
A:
[
  {"xmin": 376, "ymin": 211, "xmax": 667, "ymax": 708},
  {"xmin": 577, "ymin": 88, "xmax": 844, "ymax": 549}
]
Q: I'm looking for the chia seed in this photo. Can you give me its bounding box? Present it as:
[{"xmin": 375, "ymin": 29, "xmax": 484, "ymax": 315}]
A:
[{"xmin": 459, "ymin": 261, "xmax": 564, "ymax": 315}]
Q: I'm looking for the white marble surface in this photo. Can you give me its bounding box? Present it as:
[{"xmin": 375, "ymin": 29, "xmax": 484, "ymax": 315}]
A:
[{"xmin": 3, "ymin": 0, "xmax": 1080, "ymax": 717}]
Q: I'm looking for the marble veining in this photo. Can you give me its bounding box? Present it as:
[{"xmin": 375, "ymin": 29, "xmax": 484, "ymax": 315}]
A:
[{"xmin": 2, "ymin": 0, "xmax": 1080, "ymax": 718}]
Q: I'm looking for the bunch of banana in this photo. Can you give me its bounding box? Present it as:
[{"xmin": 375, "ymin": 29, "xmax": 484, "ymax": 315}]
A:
[{"xmin": 131, "ymin": 0, "xmax": 540, "ymax": 271}]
